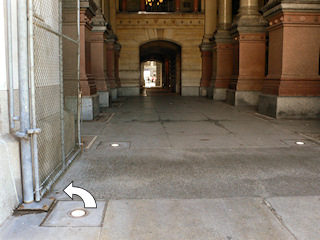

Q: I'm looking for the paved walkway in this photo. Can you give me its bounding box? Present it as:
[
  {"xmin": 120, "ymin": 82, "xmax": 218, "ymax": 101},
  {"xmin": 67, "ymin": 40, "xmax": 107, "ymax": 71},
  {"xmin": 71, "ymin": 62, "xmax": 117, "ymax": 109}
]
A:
[{"xmin": 1, "ymin": 96, "xmax": 320, "ymax": 240}]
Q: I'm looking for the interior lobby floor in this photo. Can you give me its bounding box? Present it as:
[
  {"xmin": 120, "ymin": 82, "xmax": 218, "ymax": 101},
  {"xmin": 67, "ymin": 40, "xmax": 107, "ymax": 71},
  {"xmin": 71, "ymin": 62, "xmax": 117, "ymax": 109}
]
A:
[{"xmin": 1, "ymin": 96, "xmax": 320, "ymax": 240}]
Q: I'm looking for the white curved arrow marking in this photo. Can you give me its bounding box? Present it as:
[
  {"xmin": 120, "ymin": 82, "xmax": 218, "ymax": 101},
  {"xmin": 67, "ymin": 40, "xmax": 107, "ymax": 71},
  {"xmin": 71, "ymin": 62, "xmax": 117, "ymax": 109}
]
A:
[{"xmin": 63, "ymin": 182, "xmax": 97, "ymax": 208}]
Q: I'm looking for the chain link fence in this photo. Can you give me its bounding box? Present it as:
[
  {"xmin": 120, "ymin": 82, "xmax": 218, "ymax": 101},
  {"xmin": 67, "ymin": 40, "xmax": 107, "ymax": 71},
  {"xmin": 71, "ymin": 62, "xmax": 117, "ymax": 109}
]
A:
[{"xmin": 32, "ymin": 0, "xmax": 80, "ymax": 196}]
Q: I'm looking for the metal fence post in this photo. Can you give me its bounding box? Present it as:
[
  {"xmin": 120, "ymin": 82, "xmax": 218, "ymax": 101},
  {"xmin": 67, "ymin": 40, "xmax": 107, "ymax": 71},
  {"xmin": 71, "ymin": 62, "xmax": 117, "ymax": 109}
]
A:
[
  {"xmin": 28, "ymin": 0, "xmax": 42, "ymax": 202},
  {"xmin": 77, "ymin": 0, "xmax": 82, "ymax": 147},
  {"xmin": 17, "ymin": 0, "xmax": 34, "ymax": 204},
  {"xmin": 59, "ymin": 0, "xmax": 66, "ymax": 171}
]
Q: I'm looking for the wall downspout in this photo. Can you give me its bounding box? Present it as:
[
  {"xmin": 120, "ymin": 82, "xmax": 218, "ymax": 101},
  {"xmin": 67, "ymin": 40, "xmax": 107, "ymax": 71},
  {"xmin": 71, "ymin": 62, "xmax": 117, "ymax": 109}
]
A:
[
  {"xmin": 6, "ymin": 0, "xmax": 18, "ymax": 130},
  {"xmin": 7, "ymin": 0, "xmax": 14, "ymax": 130}
]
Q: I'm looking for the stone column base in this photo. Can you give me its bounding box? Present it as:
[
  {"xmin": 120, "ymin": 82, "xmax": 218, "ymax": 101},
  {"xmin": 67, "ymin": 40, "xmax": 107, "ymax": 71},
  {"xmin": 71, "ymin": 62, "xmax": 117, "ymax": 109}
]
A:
[
  {"xmin": 81, "ymin": 94, "xmax": 100, "ymax": 121},
  {"xmin": 226, "ymin": 90, "xmax": 260, "ymax": 106},
  {"xmin": 199, "ymin": 87, "xmax": 208, "ymax": 97},
  {"xmin": 97, "ymin": 91, "xmax": 110, "ymax": 108},
  {"xmin": 207, "ymin": 87, "xmax": 214, "ymax": 99},
  {"xmin": 122, "ymin": 87, "xmax": 140, "ymax": 96},
  {"xmin": 258, "ymin": 94, "xmax": 320, "ymax": 119},
  {"xmin": 181, "ymin": 87, "xmax": 200, "ymax": 96},
  {"xmin": 117, "ymin": 87, "xmax": 122, "ymax": 97},
  {"xmin": 213, "ymin": 88, "xmax": 227, "ymax": 101},
  {"xmin": 110, "ymin": 88, "xmax": 118, "ymax": 101}
]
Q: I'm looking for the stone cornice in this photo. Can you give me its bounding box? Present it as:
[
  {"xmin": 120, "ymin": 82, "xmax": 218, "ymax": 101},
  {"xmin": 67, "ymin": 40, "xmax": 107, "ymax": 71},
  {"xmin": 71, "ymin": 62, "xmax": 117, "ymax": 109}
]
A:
[
  {"xmin": 80, "ymin": 0, "xmax": 98, "ymax": 20},
  {"xmin": 266, "ymin": 12, "xmax": 320, "ymax": 30},
  {"xmin": 262, "ymin": 0, "xmax": 320, "ymax": 19}
]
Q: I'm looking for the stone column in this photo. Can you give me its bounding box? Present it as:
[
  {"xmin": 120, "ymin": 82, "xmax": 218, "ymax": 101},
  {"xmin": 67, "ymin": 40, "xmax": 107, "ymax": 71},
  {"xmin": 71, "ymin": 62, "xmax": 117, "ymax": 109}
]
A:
[
  {"xmin": 106, "ymin": 39, "xmax": 118, "ymax": 101},
  {"xmin": 156, "ymin": 62, "xmax": 162, "ymax": 87},
  {"xmin": 80, "ymin": 0, "xmax": 100, "ymax": 120},
  {"xmin": 140, "ymin": 0, "xmax": 146, "ymax": 11},
  {"xmin": 204, "ymin": 0, "xmax": 217, "ymax": 41},
  {"xmin": 193, "ymin": 0, "xmax": 199, "ymax": 12},
  {"xmin": 226, "ymin": 0, "xmax": 268, "ymax": 106},
  {"xmin": 175, "ymin": 0, "xmax": 180, "ymax": 12},
  {"xmin": 200, "ymin": 0, "xmax": 217, "ymax": 97},
  {"xmin": 258, "ymin": 1, "xmax": 320, "ymax": 119},
  {"xmin": 91, "ymin": 0, "xmax": 109, "ymax": 107},
  {"xmin": 199, "ymin": 45, "xmax": 213, "ymax": 91},
  {"xmin": 211, "ymin": 0, "xmax": 233, "ymax": 100},
  {"xmin": 116, "ymin": 0, "xmax": 120, "ymax": 12},
  {"xmin": 114, "ymin": 43, "xmax": 122, "ymax": 97},
  {"xmin": 121, "ymin": 0, "xmax": 127, "ymax": 12}
]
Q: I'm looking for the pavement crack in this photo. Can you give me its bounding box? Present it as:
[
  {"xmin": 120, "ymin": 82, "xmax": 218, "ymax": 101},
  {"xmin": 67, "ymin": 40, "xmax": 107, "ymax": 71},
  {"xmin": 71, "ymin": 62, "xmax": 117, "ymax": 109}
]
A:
[
  {"xmin": 207, "ymin": 118, "xmax": 233, "ymax": 134},
  {"xmin": 160, "ymin": 121, "xmax": 173, "ymax": 148},
  {"xmin": 262, "ymin": 198, "xmax": 298, "ymax": 240}
]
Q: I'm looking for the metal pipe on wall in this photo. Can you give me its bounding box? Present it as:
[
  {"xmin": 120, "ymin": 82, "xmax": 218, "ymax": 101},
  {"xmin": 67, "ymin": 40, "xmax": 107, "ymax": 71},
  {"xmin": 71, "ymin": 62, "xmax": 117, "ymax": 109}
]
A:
[
  {"xmin": 6, "ymin": 0, "xmax": 15, "ymax": 130},
  {"xmin": 17, "ymin": 0, "xmax": 34, "ymax": 204}
]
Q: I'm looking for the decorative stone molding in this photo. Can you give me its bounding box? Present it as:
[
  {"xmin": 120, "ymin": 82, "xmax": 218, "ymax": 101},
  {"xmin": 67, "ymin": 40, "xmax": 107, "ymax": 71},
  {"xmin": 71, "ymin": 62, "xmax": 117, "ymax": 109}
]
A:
[
  {"xmin": 92, "ymin": 12, "xmax": 106, "ymax": 27},
  {"xmin": 213, "ymin": 30, "xmax": 233, "ymax": 44},
  {"xmin": 262, "ymin": 0, "xmax": 320, "ymax": 18},
  {"xmin": 116, "ymin": 13, "xmax": 205, "ymax": 29},
  {"xmin": 200, "ymin": 41, "xmax": 213, "ymax": 52},
  {"xmin": 80, "ymin": 0, "xmax": 97, "ymax": 20},
  {"xmin": 230, "ymin": 1, "xmax": 268, "ymax": 35},
  {"xmin": 267, "ymin": 12, "xmax": 320, "ymax": 28}
]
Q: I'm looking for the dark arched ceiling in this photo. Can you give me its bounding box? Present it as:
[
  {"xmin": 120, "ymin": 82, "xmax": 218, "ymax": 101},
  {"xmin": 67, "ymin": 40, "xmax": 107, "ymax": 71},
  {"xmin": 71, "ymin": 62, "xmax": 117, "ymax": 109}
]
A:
[{"xmin": 140, "ymin": 40, "xmax": 181, "ymax": 63}]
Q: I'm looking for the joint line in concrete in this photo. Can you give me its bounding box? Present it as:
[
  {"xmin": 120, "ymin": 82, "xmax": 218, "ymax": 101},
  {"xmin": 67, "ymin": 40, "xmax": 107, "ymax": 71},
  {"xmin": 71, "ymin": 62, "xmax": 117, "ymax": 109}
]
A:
[{"xmin": 262, "ymin": 198, "xmax": 298, "ymax": 240}]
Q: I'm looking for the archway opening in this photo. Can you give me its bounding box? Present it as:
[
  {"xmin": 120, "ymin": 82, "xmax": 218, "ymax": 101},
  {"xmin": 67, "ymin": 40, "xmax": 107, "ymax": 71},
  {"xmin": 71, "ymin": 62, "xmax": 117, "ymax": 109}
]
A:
[
  {"xmin": 143, "ymin": 60, "xmax": 163, "ymax": 88},
  {"xmin": 140, "ymin": 40, "xmax": 181, "ymax": 95}
]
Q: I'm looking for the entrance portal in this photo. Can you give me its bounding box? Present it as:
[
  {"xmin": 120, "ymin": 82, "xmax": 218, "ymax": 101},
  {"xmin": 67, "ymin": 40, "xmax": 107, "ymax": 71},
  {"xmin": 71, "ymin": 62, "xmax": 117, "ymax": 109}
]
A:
[
  {"xmin": 142, "ymin": 61, "xmax": 162, "ymax": 88},
  {"xmin": 140, "ymin": 40, "xmax": 181, "ymax": 94}
]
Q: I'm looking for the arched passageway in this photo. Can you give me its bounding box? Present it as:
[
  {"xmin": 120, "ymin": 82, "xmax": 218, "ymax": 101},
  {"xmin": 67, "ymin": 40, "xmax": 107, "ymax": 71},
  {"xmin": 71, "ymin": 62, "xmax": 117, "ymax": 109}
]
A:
[{"xmin": 140, "ymin": 40, "xmax": 181, "ymax": 94}]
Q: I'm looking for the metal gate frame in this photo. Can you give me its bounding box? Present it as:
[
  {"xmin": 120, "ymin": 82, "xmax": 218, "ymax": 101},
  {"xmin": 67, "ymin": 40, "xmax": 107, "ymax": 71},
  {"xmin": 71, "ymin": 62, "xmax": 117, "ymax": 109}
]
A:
[
  {"xmin": 31, "ymin": 0, "xmax": 82, "ymax": 200},
  {"xmin": 10, "ymin": 0, "xmax": 82, "ymax": 203}
]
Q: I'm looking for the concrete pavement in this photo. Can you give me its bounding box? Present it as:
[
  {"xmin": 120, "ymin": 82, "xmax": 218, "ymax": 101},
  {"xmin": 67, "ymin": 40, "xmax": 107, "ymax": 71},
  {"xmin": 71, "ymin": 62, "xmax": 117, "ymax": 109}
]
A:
[{"xmin": 1, "ymin": 96, "xmax": 320, "ymax": 239}]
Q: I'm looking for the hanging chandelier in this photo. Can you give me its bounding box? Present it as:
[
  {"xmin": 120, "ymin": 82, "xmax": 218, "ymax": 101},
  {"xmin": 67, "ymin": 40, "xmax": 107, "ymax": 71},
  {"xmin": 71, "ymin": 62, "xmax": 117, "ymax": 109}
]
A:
[{"xmin": 146, "ymin": 0, "xmax": 164, "ymax": 7}]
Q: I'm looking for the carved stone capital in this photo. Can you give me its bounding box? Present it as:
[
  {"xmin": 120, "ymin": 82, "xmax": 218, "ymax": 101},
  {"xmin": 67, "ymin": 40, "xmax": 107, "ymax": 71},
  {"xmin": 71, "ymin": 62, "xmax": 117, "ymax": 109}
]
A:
[
  {"xmin": 230, "ymin": 3, "xmax": 268, "ymax": 35},
  {"xmin": 92, "ymin": 8, "xmax": 107, "ymax": 26},
  {"xmin": 200, "ymin": 40, "xmax": 213, "ymax": 52},
  {"xmin": 213, "ymin": 29, "xmax": 233, "ymax": 44},
  {"xmin": 115, "ymin": 43, "xmax": 122, "ymax": 52},
  {"xmin": 80, "ymin": 0, "xmax": 97, "ymax": 21}
]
